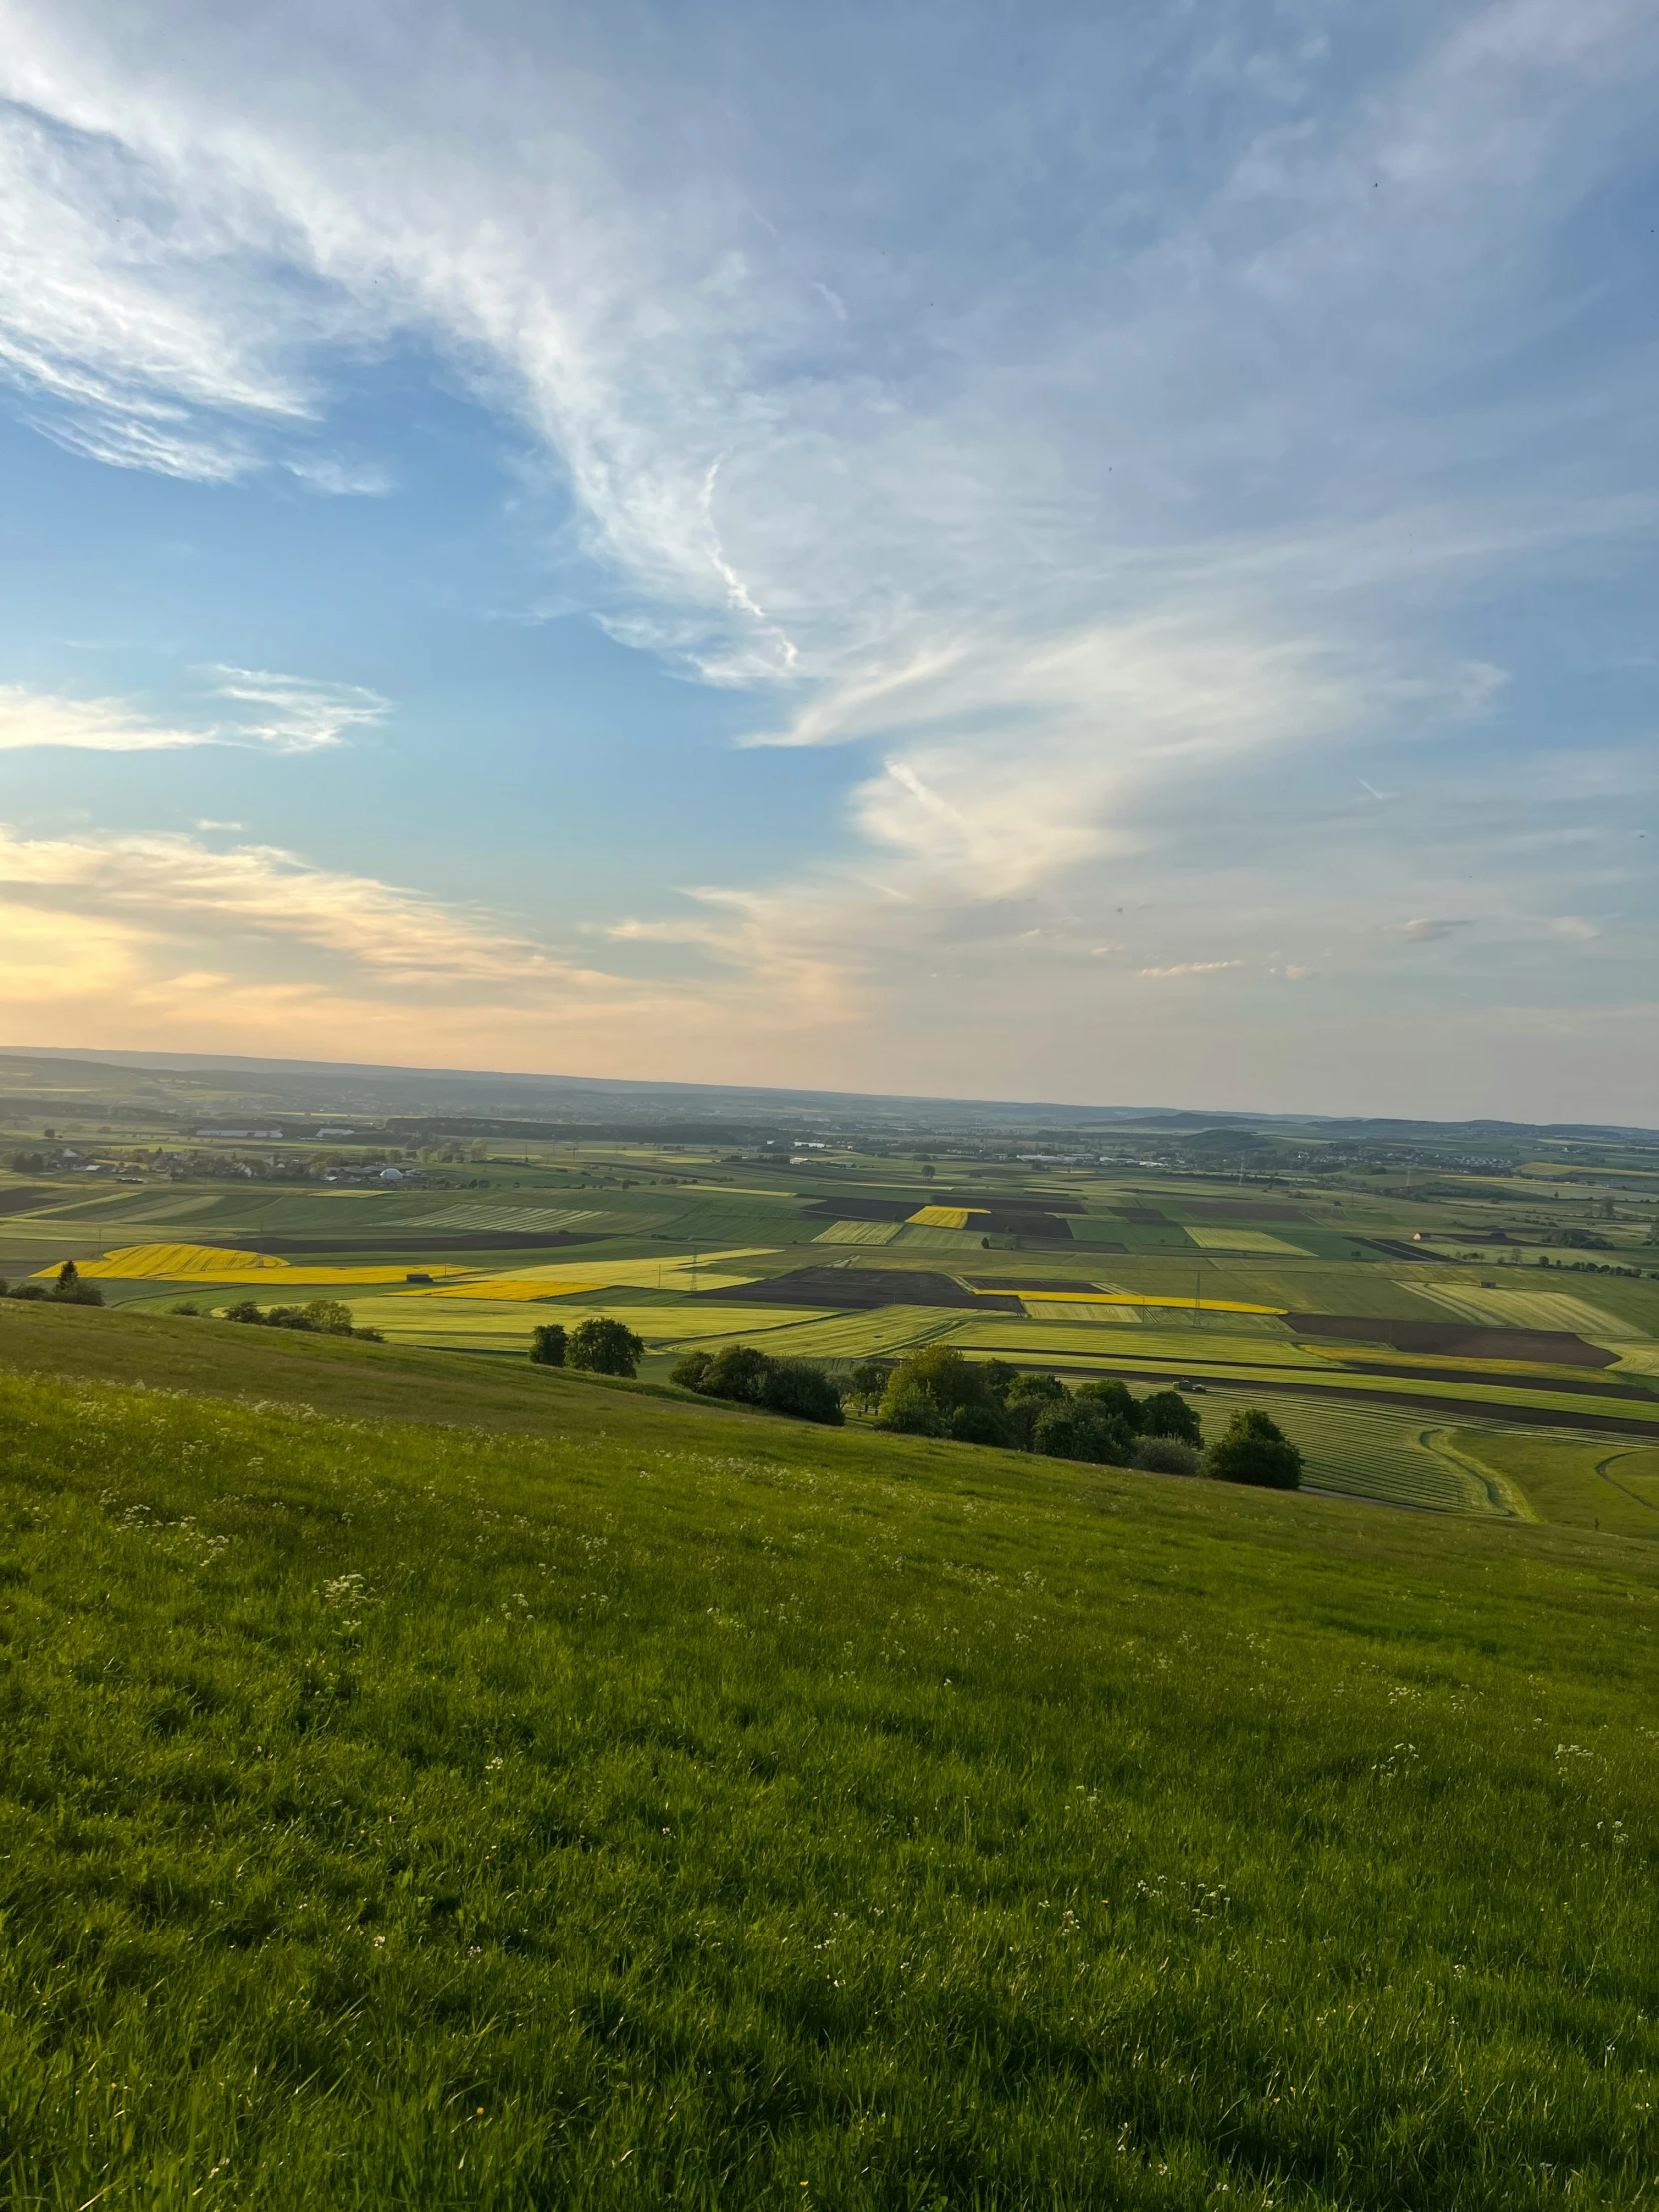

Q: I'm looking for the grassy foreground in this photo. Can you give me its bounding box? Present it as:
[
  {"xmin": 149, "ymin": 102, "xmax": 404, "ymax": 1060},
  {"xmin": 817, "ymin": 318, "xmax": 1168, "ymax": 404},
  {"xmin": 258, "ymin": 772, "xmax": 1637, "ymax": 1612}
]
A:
[{"xmin": 1, "ymin": 1311, "xmax": 1657, "ymax": 2208}]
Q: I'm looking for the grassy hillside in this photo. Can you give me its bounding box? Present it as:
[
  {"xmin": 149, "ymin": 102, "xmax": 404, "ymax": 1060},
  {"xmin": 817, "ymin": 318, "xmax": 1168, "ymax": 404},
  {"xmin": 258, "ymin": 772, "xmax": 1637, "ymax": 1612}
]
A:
[{"xmin": 0, "ymin": 1306, "xmax": 1656, "ymax": 2207}]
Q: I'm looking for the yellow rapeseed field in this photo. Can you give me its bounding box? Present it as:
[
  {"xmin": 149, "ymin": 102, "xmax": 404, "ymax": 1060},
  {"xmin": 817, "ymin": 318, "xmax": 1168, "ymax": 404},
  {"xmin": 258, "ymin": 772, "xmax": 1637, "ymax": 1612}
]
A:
[
  {"xmin": 906, "ymin": 1206, "xmax": 982, "ymax": 1230},
  {"xmin": 46, "ymin": 1244, "xmax": 472, "ymax": 1286}
]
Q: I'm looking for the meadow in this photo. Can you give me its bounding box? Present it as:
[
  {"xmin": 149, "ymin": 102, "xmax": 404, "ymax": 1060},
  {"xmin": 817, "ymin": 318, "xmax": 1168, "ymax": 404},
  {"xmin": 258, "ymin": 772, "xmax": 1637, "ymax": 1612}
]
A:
[{"xmin": 0, "ymin": 1301, "xmax": 1657, "ymax": 2208}]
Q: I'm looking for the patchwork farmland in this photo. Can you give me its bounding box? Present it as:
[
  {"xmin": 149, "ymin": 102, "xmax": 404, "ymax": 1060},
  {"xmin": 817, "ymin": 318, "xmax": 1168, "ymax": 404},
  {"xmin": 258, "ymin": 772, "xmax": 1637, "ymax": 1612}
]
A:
[{"xmin": 5, "ymin": 1112, "xmax": 1658, "ymax": 1519}]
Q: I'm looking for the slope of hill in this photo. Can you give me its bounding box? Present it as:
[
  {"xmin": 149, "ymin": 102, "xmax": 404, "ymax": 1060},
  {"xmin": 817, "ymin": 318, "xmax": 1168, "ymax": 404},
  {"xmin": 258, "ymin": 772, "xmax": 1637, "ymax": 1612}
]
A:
[{"xmin": 0, "ymin": 1305, "xmax": 1655, "ymax": 2208}]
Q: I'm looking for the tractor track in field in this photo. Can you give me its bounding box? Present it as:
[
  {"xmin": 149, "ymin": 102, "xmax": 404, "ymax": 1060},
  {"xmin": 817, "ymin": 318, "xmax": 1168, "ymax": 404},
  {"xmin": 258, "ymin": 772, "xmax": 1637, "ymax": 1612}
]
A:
[{"xmin": 1594, "ymin": 1447, "xmax": 1659, "ymax": 1515}]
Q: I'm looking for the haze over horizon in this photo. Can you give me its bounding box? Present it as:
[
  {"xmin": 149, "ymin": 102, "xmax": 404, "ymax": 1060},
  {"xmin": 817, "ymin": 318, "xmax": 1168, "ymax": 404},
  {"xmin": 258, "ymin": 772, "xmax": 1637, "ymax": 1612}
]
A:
[{"xmin": 1, "ymin": 0, "xmax": 1655, "ymax": 1122}]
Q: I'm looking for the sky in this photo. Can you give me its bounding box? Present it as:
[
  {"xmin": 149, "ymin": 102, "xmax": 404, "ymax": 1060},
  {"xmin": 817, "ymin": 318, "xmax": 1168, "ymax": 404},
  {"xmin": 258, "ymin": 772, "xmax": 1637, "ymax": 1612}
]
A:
[{"xmin": 0, "ymin": 0, "xmax": 1656, "ymax": 1122}]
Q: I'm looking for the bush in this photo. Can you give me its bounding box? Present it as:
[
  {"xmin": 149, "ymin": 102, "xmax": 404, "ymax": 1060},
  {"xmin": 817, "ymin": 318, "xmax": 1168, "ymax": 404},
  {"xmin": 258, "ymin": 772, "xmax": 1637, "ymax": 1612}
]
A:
[
  {"xmin": 758, "ymin": 1360, "xmax": 844, "ymax": 1425},
  {"xmin": 947, "ymin": 1402, "xmax": 1011, "ymax": 1447},
  {"xmin": 566, "ymin": 1317, "xmax": 644, "ymax": 1378},
  {"xmin": 9, "ymin": 1284, "xmax": 48, "ymax": 1302},
  {"xmin": 49, "ymin": 1262, "xmax": 103, "ymax": 1308},
  {"xmin": 1133, "ymin": 1436, "xmax": 1201, "ymax": 1477},
  {"xmin": 169, "ymin": 1301, "xmax": 201, "ymax": 1317},
  {"xmin": 700, "ymin": 1343, "xmax": 773, "ymax": 1404},
  {"xmin": 529, "ymin": 1323, "xmax": 568, "ymax": 1367},
  {"xmin": 1206, "ymin": 1408, "xmax": 1303, "ymax": 1490},
  {"xmin": 220, "ymin": 1298, "xmax": 373, "ymax": 1340},
  {"xmin": 676, "ymin": 1344, "xmax": 842, "ymax": 1425},
  {"xmin": 1031, "ymin": 1399, "xmax": 1133, "ymax": 1467}
]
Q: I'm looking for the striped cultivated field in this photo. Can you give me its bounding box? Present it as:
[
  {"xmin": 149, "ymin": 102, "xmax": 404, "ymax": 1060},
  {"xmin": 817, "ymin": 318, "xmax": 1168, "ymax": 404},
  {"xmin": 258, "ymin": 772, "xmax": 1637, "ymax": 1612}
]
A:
[
  {"xmin": 1412, "ymin": 1282, "xmax": 1639, "ymax": 1338},
  {"xmin": 404, "ymin": 1204, "xmax": 615, "ymax": 1233},
  {"xmin": 1189, "ymin": 1389, "xmax": 1514, "ymax": 1515},
  {"xmin": 812, "ymin": 1220, "xmax": 903, "ymax": 1246},
  {"xmin": 727, "ymin": 1307, "xmax": 970, "ymax": 1361},
  {"xmin": 1182, "ymin": 1226, "xmax": 1313, "ymax": 1255}
]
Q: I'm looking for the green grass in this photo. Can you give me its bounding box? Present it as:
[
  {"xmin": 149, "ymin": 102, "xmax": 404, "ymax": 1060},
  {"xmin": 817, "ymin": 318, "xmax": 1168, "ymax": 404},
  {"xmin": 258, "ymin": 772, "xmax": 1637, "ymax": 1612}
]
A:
[{"xmin": 0, "ymin": 1306, "xmax": 1658, "ymax": 2206}]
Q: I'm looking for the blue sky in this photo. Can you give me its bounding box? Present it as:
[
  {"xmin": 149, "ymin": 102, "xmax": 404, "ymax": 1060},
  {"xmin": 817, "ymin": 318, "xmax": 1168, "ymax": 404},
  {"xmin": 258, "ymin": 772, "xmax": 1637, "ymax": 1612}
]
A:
[{"xmin": 0, "ymin": 0, "xmax": 1655, "ymax": 1118}]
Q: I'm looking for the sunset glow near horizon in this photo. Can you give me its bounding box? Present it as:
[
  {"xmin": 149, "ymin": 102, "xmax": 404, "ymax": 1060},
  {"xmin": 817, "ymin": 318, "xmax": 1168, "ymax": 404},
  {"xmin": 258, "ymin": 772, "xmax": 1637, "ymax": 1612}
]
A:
[{"xmin": 1, "ymin": 0, "xmax": 1656, "ymax": 1121}]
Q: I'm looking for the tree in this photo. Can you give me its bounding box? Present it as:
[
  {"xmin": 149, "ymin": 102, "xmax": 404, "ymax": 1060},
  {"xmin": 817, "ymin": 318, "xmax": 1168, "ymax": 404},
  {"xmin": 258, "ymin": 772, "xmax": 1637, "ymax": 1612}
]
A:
[
  {"xmin": 1205, "ymin": 1408, "xmax": 1302, "ymax": 1490},
  {"xmin": 302, "ymin": 1298, "xmax": 354, "ymax": 1336},
  {"xmin": 980, "ymin": 1360, "xmax": 1020, "ymax": 1403},
  {"xmin": 529, "ymin": 1323, "xmax": 568, "ymax": 1367},
  {"xmin": 759, "ymin": 1360, "xmax": 844, "ymax": 1425},
  {"xmin": 52, "ymin": 1259, "xmax": 105, "ymax": 1308},
  {"xmin": 878, "ymin": 1345, "xmax": 1000, "ymax": 1435},
  {"xmin": 1006, "ymin": 1371, "xmax": 1066, "ymax": 1406},
  {"xmin": 947, "ymin": 1402, "xmax": 1010, "ymax": 1445},
  {"xmin": 1138, "ymin": 1389, "xmax": 1202, "ymax": 1447},
  {"xmin": 1076, "ymin": 1378, "xmax": 1140, "ymax": 1429},
  {"xmin": 670, "ymin": 1349, "xmax": 711, "ymax": 1390},
  {"xmin": 847, "ymin": 1360, "xmax": 892, "ymax": 1414},
  {"xmin": 566, "ymin": 1317, "xmax": 644, "ymax": 1377},
  {"xmin": 701, "ymin": 1343, "xmax": 773, "ymax": 1403}
]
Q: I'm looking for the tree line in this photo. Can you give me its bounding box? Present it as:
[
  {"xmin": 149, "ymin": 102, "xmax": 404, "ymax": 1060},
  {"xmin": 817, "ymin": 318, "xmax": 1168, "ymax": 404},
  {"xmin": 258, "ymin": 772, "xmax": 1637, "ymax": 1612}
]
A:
[{"xmin": 527, "ymin": 1321, "xmax": 1302, "ymax": 1488}]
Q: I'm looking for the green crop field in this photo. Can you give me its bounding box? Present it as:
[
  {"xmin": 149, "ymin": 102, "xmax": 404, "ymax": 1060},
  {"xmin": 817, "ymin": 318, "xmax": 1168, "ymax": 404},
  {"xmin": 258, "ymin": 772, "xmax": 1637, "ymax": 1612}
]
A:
[
  {"xmin": 0, "ymin": 1301, "xmax": 1657, "ymax": 2209},
  {"xmin": 1181, "ymin": 1391, "xmax": 1513, "ymax": 1515},
  {"xmin": 720, "ymin": 1305, "xmax": 971, "ymax": 1361},
  {"xmin": 1448, "ymin": 1430, "xmax": 1659, "ymax": 1538}
]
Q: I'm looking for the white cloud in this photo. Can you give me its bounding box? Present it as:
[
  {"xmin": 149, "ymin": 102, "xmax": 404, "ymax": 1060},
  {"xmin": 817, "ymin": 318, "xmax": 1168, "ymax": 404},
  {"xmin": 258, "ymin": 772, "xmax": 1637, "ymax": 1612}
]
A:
[
  {"xmin": 0, "ymin": 672, "xmax": 387, "ymax": 753},
  {"xmin": 0, "ymin": 686, "xmax": 207, "ymax": 751},
  {"xmin": 1397, "ymin": 917, "xmax": 1474, "ymax": 943},
  {"xmin": 200, "ymin": 668, "xmax": 389, "ymax": 753},
  {"xmin": 1138, "ymin": 959, "xmax": 1243, "ymax": 979}
]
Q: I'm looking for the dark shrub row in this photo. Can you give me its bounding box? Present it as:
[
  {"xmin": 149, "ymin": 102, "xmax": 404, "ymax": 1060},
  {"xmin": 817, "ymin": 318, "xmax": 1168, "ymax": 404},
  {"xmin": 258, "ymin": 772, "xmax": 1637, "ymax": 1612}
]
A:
[
  {"xmin": 219, "ymin": 1298, "xmax": 383, "ymax": 1342},
  {"xmin": 670, "ymin": 1344, "xmax": 844, "ymax": 1425},
  {"xmin": 0, "ymin": 1261, "xmax": 102, "ymax": 1307},
  {"xmin": 870, "ymin": 1346, "xmax": 1301, "ymax": 1487}
]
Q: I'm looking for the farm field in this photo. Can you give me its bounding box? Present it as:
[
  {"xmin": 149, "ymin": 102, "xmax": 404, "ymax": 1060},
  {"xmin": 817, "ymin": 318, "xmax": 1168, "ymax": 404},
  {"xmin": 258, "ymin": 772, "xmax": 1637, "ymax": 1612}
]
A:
[
  {"xmin": 4, "ymin": 1130, "xmax": 1658, "ymax": 1518},
  {"xmin": 1449, "ymin": 1429, "xmax": 1659, "ymax": 1537},
  {"xmin": 1, "ymin": 1300, "xmax": 1657, "ymax": 2207}
]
